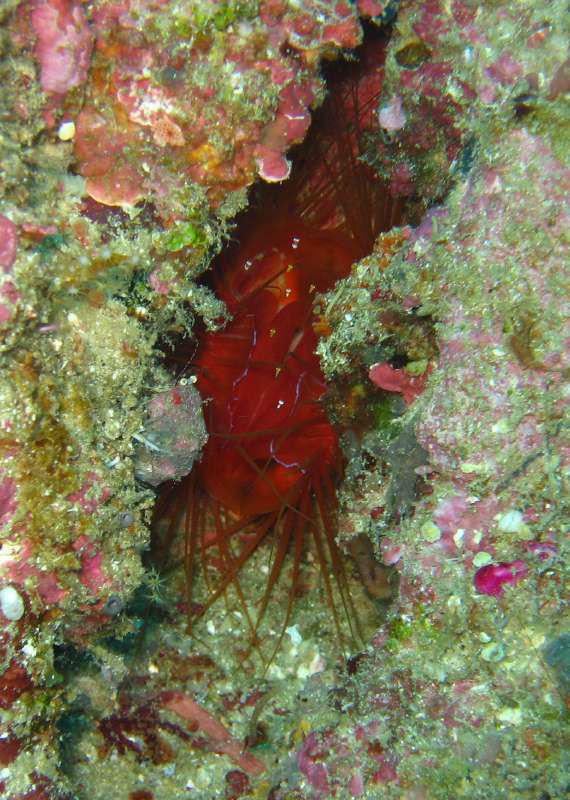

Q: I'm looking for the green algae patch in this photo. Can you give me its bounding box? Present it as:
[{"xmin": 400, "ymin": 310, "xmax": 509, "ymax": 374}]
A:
[{"xmin": 163, "ymin": 221, "xmax": 207, "ymax": 252}]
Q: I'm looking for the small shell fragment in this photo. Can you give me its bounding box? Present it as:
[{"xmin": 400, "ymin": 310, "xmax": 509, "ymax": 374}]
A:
[
  {"xmin": 58, "ymin": 121, "xmax": 76, "ymax": 141},
  {"xmin": 0, "ymin": 585, "xmax": 25, "ymax": 621},
  {"xmin": 497, "ymin": 509, "xmax": 524, "ymax": 533}
]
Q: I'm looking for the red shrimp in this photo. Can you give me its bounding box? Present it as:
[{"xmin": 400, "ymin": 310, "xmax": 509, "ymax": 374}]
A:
[{"xmin": 154, "ymin": 29, "xmax": 400, "ymax": 655}]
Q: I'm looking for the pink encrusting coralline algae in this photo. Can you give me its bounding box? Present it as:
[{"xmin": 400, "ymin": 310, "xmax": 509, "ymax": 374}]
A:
[
  {"xmin": 368, "ymin": 361, "xmax": 432, "ymax": 405},
  {"xmin": 66, "ymin": 0, "xmax": 368, "ymax": 217},
  {"xmin": 0, "ymin": 215, "xmax": 18, "ymax": 273},
  {"xmin": 30, "ymin": 0, "xmax": 94, "ymax": 94},
  {"xmin": 0, "ymin": 215, "xmax": 20, "ymax": 324},
  {"xmin": 0, "ymin": 473, "xmax": 17, "ymax": 526}
]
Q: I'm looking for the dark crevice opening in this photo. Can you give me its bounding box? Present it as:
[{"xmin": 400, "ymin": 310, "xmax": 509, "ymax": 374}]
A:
[{"xmin": 148, "ymin": 18, "xmax": 424, "ymax": 655}]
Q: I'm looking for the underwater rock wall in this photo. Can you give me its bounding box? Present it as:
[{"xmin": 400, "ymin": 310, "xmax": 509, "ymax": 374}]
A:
[
  {"xmin": 0, "ymin": 0, "xmax": 568, "ymax": 798},
  {"xmin": 307, "ymin": 1, "xmax": 570, "ymax": 797}
]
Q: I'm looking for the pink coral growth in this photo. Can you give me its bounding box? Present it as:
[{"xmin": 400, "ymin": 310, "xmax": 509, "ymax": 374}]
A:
[
  {"xmin": 297, "ymin": 732, "xmax": 331, "ymax": 795},
  {"xmin": 357, "ymin": 0, "xmax": 386, "ymax": 16},
  {"xmin": 256, "ymin": 81, "xmax": 315, "ymax": 182},
  {"xmin": 161, "ymin": 691, "xmax": 266, "ymax": 776},
  {"xmin": 485, "ymin": 53, "xmax": 523, "ymax": 86},
  {"xmin": 431, "ymin": 493, "xmax": 511, "ymax": 558},
  {"xmin": 1, "ymin": 537, "xmax": 68, "ymax": 605},
  {"xmin": 66, "ymin": 472, "xmax": 110, "ymax": 515},
  {"xmin": 36, "ymin": 572, "xmax": 68, "ymax": 605},
  {"xmin": 72, "ymin": 535, "xmax": 110, "ymax": 594},
  {"xmin": 74, "ymin": 108, "xmax": 143, "ymax": 207},
  {"xmin": 388, "ymin": 161, "xmax": 415, "ymax": 196},
  {"xmin": 474, "ymin": 561, "xmax": 529, "ymax": 597},
  {"xmin": 31, "ymin": 0, "xmax": 94, "ymax": 95},
  {"xmin": 260, "ymin": 0, "xmax": 361, "ymax": 53},
  {"xmin": 296, "ymin": 723, "xmax": 399, "ymax": 797},
  {"xmin": 0, "ymin": 280, "xmax": 21, "ymax": 325},
  {"xmin": 525, "ymin": 540, "xmax": 558, "ymax": 561},
  {"xmin": 0, "ymin": 216, "xmax": 18, "ymax": 273},
  {"xmin": 0, "ymin": 474, "xmax": 18, "ymax": 526},
  {"xmin": 368, "ymin": 362, "xmax": 430, "ymax": 405},
  {"xmin": 72, "ymin": 0, "xmax": 365, "ymax": 216}
]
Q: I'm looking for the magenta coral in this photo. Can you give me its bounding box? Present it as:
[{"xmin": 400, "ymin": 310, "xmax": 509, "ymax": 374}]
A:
[
  {"xmin": 30, "ymin": 0, "xmax": 94, "ymax": 95},
  {"xmin": 368, "ymin": 361, "xmax": 430, "ymax": 405},
  {"xmin": 68, "ymin": 0, "xmax": 368, "ymax": 217},
  {"xmin": 0, "ymin": 281, "xmax": 20, "ymax": 325},
  {"xmin": 474, "ymin": 561, "xmax": 529, "ymax": 596},
  {"xmin": 0, "ymin": 216, "xmax": 18, "ymax": 273},
  {"xmin": 0, "ymin": 474, "xmax": 18, "ymax": 526},
  {"xmin": 297, "ymin": 732, "xmax": 331, "ymax": 795},
  {"xmin": 161, "ymin": 691, "xmax": 266, "ymax": 776}
]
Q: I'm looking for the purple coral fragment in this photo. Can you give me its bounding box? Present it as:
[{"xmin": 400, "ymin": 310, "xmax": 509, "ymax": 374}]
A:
[{"xmin": 474, "ymin": 560, "xmax": 529, "ymax": 597}]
